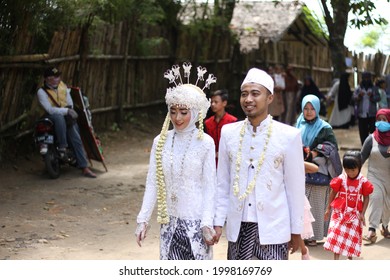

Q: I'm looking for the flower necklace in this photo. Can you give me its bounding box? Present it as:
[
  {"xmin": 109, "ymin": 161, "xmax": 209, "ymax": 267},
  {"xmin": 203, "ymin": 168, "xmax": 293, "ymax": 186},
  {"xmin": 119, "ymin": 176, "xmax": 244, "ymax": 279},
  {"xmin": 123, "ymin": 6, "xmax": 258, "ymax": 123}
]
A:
[
  {"xmin": 155, "ymin": 123, "xmax": 195, "ymax": 224},
  {"xmin": 233, "ymin": 117, "xmax": 273, "ymax": 201}
]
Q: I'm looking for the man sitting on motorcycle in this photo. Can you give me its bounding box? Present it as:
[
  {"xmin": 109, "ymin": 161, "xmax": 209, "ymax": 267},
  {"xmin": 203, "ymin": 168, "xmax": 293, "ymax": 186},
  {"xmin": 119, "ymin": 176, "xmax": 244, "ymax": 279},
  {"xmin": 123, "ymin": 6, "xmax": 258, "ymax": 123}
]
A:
[{"xmin": 37, "ymin": 67, "xmax": 97, "ymax": 178}]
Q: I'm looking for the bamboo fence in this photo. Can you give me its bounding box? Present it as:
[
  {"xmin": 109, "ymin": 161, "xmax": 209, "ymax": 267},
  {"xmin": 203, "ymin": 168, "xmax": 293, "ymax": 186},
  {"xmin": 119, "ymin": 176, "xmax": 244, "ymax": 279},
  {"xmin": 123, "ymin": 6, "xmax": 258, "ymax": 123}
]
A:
[{"xmin": 1, "ymin": 20, "xmax": 390, "ymax": 149}]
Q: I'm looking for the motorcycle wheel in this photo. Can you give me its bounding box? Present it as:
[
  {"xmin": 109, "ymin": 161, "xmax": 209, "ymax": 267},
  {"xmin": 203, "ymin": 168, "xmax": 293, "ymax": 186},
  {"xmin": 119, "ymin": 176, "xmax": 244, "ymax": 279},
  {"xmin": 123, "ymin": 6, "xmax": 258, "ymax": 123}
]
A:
[{"xmin": 44, "ymin": 147, "xmax": 60, "ymax": 179}]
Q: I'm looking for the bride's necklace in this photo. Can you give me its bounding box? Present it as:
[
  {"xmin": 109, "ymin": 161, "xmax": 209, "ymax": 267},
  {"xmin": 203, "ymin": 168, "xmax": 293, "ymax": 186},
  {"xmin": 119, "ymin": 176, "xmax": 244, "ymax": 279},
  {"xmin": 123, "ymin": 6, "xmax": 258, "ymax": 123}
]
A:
[
  {"xmin": 169, "ymin": 129, "xmax": 195, "ymax": 202},
  {"xmin": 233, "ymin": 117, "xmax": 273, "ymax": 201}
]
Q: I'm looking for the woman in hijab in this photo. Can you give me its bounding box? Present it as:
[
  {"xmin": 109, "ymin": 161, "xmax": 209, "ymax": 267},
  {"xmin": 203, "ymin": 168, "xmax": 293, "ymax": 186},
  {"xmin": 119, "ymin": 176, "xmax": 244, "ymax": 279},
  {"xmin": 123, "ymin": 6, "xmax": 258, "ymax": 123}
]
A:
[
  {"xmin": 135, "ymin": 63, "xmax": 217, "ymax": 259},
  {"xmin": 299, "ymin": 76, "xmax": 326, "ymax": 116},
  {"xmin": 361, "ymin": 108, "xmax": 390, "ymax": 243},
  {"xmin": 296, "ymin": 94, "xmax": 339, "ymax": 246},
  {"xmin": 327, "ymin": 72, "xmax": 354, "ymax": 128}
]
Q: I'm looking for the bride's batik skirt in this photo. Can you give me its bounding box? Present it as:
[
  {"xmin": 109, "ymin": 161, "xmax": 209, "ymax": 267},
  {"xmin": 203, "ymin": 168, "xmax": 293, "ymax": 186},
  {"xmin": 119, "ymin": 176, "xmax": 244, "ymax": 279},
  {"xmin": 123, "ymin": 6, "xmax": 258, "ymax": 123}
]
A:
[{"xmin": 159, "ymin": 216, "xmax": 212, "ymax": 260}]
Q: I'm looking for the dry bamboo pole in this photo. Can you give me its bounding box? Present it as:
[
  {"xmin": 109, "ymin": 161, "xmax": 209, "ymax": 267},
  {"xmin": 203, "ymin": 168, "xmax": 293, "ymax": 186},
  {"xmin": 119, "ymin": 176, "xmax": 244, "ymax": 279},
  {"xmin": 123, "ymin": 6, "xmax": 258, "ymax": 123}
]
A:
[
  {"xmin": 0, "ymin": 54, "xmax": 49, "ymax": 63},
  {"xmin": 46, "ymin": 55, "xmax": 80, "ymax": 64},
  {"xmin": 0, "ymin": 63, "xmax": 44, "ymax": 68},
  {"xmin": 0, "ymin": 112, "xmax": 29, "ymax": 133},
  {"xmin": 14, "ymin": 128, "xmax": 34, "ymax": 139}
]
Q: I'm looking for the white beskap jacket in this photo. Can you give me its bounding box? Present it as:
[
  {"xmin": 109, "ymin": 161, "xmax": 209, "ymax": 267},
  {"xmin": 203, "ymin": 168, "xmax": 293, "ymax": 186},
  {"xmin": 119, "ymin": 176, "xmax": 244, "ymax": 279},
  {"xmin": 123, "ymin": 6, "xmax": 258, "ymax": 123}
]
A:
[{"xmin": 214, "ymin": 116, "xmax": 305, "ymax": 244}]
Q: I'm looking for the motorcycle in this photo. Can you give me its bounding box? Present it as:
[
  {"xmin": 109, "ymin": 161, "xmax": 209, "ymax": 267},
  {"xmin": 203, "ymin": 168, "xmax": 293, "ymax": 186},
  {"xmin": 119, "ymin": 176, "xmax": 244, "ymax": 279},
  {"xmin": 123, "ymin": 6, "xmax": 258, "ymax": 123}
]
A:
[
  {"xmin": 34, "ymin": 117, "xmax": 77, "ymax": 179},
  {"xmin": 34, "ymin": 87, "xmax": 107, "ymax": 178}
]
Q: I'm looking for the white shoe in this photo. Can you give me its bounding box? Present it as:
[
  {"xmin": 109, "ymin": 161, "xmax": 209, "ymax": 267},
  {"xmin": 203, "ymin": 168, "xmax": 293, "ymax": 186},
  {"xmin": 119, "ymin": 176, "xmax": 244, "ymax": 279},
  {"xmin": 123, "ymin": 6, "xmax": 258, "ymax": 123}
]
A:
[{"xmin": 39, "ymin": 144, "xmax": 48, "ymax": 154}]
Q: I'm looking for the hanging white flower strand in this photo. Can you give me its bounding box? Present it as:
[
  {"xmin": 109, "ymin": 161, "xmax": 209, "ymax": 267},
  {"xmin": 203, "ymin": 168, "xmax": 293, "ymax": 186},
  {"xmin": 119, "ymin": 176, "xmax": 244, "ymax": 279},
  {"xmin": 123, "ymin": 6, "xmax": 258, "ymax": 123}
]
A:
[
  {"xmin": 155, "ymin": 113, "xmax": 171, "ymax": 224},
  {"xmin": 233, "ymin": 117, "xmax": 273, "ymax": 201}
]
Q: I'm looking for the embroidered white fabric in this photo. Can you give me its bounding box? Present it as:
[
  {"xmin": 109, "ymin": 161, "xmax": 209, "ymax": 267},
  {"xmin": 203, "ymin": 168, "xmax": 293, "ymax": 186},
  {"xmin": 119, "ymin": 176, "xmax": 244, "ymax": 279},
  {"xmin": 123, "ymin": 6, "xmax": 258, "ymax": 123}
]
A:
[
  {"xmin": 215, "ymin": 116, "xmax": 306, "ymax": 244},
  {"xmin": 137, "ymin": 128, "xmax": 216, "ymax": 229}
]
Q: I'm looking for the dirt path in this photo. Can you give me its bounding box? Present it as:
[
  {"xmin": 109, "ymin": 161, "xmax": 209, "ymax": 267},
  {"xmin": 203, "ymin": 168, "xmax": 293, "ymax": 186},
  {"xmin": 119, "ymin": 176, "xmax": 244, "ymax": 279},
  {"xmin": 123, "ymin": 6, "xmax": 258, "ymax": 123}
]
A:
[
  {"xmin": 0, "ymin": 117, "xmax": 389, "ymax": 260},
  {"xmin": 0, "ymin": 113, "xmax": 163, "ymax": 260}
]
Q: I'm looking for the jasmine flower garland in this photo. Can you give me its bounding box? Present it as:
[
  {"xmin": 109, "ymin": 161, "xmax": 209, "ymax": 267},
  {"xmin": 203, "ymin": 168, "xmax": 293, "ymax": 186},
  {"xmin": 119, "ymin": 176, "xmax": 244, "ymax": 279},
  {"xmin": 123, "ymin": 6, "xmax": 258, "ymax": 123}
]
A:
[
  {"xmin": 155, "ymin": 109, "xmax": 206, "ymax": 224},
  {"xmin": 233, "ymin": 116, "xmax": 273, "ymax": 201},
  {"xmin": 155, "ymin": 62, "xmax": 215, "ymax": 223},
  {"xmin": 155, "ymin": 113, "xmax": 170, "ymax": 224}
]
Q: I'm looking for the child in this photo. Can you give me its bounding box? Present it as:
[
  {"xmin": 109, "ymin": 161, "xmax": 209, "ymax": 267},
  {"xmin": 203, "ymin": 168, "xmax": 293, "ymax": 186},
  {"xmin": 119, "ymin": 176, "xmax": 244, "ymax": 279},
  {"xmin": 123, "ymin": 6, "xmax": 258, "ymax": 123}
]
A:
[
  {"xmin": 323, "ymin": 151, "xmax": 374, "ymax": 260},
  {"xmin": 204, "ymin": 89, "xmax": 237, "ymax": 166},
  {"xmin": 300, "ymin": 161, "xmax": 317, "ymax": 260}
]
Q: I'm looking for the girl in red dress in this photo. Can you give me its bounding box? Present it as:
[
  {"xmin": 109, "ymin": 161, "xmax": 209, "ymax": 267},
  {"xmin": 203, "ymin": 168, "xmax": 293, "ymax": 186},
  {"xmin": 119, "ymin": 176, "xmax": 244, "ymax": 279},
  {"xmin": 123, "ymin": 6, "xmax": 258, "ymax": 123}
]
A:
[{"xmin": 324, "ymin": 151, "xmax": 374, "ymax": 260}]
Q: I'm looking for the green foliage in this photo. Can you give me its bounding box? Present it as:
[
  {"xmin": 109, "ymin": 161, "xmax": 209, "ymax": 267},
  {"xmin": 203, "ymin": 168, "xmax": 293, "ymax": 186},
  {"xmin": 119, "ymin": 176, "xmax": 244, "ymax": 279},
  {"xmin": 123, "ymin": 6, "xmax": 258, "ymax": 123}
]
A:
[
  {"xmin": 0, "ymin": 0, "xmax": 183, "ymax": 55},
  {"xmin": 0, "ymin": 0, "xmax": 73, "ymax": 55},
  {"xmin": 95, "ymin": 0, "xmax": 181, "ymax": 25},
  {"xmin": 181, "ymin": 1, "xmax": 234, "ymax": 30},
  {"xmin": 301, "ymin": 6, "xmax": 328, "ymax": 39},
  {"xmin": 0, "ymin": 0, "xmax": 82, "ymax": 54},
  {"xmin": 110, "ymin": 122, "xmax": 121, "ymax": 131},
  {"xmin": 178, "ymin": 0, "xmax": 236, "ymax": 52},
  {"xmin": 349, "ymin": 0, "xmax": 389, "ymax": 29},
  {"xmin": 360, "ymin": 29, "xmax": 380, "ymax": 48},
  {"xmin": 137, "ymin": 37, "xmax": 169, "ymax": 55},
  {"xmin": 124, "ymin": 112, "xmax": 137, "ymax": 123}
]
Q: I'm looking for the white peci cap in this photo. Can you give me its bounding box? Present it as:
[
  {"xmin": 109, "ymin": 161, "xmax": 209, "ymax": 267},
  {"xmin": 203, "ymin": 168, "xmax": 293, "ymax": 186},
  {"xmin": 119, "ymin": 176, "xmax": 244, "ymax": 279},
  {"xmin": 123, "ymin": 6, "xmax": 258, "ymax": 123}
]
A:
[{"xmin": 241, "ymin": 68, "xmax": 274, "ymax": 94}]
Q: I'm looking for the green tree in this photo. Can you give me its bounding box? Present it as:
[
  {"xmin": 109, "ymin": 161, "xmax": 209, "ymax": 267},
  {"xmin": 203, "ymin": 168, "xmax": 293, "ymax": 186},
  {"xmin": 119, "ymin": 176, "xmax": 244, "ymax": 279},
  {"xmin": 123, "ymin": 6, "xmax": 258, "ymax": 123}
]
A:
[
  {"xmin": 0, "ymin": 0, "xmax": 183, "ymax": 55},
  {"xmin": 0, "ymin": 0, "xmax": 83, "ymax": 54},
  {"xmin": 319, "ymin": 0, "xmax": 389, "ymax": 77},
  {"xmin": 276, "ymin": 0, "xmax": 389, "ymax": 77},
  {"xmin": 95, "ymin": 0, "xmax": 181, "ymax": 24},
  {"xmin": 360, "ymin": 29, "xmax": 380, "ymax": 48}
]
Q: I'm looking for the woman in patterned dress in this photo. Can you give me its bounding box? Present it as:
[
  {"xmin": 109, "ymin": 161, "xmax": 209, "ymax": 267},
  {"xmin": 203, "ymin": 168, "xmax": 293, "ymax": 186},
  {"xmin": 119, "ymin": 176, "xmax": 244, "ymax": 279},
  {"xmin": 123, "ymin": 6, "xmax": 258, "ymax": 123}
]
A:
[
  {"xmin": 324, "ymin": 151, "xmax": 374, "ymax": 260},
  {"xmin": 135, "ymin": 64, "xmax": 217, "ymax": 259},
  {"xmin": 296, "ymin": 94, "xmax": 339, "ymax": 247}
]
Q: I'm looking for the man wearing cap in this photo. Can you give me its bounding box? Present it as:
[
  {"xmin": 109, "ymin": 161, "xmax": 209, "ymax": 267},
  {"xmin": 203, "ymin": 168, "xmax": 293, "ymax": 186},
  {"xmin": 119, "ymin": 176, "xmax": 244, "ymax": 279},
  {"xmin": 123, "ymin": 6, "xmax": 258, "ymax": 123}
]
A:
[
  {"xmin": 37, "ymin": 67, "xmax": 96, "ymax": 178},
  {"xmin": 213, "ymin": 68, "xmax": 305, "ymax": 260}
]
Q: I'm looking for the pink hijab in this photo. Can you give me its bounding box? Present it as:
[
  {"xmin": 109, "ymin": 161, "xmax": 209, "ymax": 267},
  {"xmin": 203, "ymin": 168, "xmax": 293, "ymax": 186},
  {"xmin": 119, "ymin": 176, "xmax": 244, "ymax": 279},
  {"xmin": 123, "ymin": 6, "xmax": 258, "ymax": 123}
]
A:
[{"xmin": 373, "ymin": 108, "xmax": 390, "ymax": 146}]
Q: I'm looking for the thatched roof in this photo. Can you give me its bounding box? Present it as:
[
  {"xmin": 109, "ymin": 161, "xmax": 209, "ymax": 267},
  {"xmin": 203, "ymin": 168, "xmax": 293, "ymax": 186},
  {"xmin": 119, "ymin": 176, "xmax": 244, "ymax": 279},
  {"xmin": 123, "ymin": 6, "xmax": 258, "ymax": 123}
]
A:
[
  {"xmin": 178, "ymin": 1, "xmax": 328, "ymax": 53},
  {"xmin": 230, "ymin": 1, "xmax": 328, "ymax": 52}
]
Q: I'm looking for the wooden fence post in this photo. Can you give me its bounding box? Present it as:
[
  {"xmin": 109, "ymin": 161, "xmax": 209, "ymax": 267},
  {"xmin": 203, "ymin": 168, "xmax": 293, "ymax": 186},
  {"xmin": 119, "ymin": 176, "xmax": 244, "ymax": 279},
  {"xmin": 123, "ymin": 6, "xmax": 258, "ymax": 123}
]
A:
[{"xmin": 117, "ymin": 21, "xmax": 131, "ymax": 128}]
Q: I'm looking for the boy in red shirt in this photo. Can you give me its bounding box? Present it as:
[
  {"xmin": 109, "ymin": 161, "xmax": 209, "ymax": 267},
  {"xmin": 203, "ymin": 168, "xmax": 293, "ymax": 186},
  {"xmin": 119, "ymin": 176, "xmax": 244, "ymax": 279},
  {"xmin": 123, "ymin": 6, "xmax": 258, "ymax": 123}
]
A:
[{"xmin": 205, "ymin": 89, "xmax": 237, "ymax": 166}]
